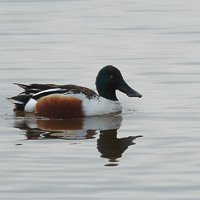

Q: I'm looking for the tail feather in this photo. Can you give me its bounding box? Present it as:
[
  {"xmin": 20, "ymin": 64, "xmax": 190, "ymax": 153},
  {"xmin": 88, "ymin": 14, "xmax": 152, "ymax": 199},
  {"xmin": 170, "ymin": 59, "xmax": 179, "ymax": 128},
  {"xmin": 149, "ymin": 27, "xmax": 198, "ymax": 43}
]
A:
[
  {"xmin": 13, "ymin": 83, "xmax": 59, "ymax": 95},
  {"xmin": 13, "ymin": 83, "xmax": 29, "ymax": 89},
  {"xmin": 14, "ymin": 83, "xmax": 58, "ymax": 90},
  {"xmin": 8, "ymin": 94, "xmax": 31, "ymax": 111}
]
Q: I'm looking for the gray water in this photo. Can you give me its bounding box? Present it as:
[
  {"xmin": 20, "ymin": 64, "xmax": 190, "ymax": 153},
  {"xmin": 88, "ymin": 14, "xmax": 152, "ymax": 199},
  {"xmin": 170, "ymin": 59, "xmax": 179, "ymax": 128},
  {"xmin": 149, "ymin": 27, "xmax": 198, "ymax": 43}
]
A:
[{"xmin": 0, "ymin": 0, "xmax": 200, "ymax": 199}]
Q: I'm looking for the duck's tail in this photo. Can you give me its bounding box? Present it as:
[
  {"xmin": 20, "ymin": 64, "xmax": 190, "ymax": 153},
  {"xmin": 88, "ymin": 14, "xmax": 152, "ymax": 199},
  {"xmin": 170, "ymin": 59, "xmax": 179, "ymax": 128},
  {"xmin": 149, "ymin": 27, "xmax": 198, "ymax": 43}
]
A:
[
  {"xmin": 8, "ymin": 83, "xmax": 68, "ymax": 111},
  {"xmin": 8, "ymin": 83, "xmax": 33, "ymax": 111},
  {"xmin": 8, "ymin": 94, "xmax": 31, "ymax": 111}
]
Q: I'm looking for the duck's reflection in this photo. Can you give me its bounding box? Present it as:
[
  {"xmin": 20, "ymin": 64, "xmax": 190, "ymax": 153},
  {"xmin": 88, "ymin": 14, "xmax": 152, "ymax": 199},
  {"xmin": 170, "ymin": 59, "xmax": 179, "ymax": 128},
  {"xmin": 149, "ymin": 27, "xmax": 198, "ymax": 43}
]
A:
[
  {"xmin": 14, "ymin": 112, "xmax": 142, "ymax": 166},
  {"xmin": 98, "ymin": 130, "xmax": 142, "ymax": 166}
]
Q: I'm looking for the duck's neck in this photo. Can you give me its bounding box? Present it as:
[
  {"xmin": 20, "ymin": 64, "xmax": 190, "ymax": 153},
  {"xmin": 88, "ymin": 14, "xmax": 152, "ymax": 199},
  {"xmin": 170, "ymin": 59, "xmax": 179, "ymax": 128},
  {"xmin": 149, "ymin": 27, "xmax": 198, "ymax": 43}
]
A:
[{"xmin": 97, "ymin": 87, "xmax": 118, "ymax": 101}]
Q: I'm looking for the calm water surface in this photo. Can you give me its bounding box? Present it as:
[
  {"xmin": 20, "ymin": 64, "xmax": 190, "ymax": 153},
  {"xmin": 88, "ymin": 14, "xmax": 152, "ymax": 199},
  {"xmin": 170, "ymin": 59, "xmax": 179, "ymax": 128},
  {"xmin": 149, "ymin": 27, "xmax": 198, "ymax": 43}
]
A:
[{"xmin": 0, "ymin": 0, "xmax": 200, "ymax": 199}]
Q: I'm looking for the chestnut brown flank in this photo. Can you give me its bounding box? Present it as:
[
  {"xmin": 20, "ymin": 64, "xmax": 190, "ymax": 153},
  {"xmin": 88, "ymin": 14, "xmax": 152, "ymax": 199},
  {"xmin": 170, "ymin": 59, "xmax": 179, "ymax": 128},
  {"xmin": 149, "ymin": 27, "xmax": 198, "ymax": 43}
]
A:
[{"xmin": 35, "ymin": 95, "xmax": 84, "ymax": 118}]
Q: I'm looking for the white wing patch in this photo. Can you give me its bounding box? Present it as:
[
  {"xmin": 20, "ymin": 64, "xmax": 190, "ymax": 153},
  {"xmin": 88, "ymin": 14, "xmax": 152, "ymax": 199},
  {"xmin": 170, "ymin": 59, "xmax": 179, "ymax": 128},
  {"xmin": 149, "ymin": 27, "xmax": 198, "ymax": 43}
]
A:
[{"xmin": 33, "ymin": 88, "xmax": 66, "ymax": 97}]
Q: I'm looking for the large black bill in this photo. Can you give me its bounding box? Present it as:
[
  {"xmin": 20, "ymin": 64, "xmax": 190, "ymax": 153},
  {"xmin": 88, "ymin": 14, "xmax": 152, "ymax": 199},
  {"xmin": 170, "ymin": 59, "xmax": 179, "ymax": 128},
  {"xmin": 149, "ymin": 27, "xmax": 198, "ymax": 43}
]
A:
[{"xmin": 118, "ymin": 79, "xmax": 142, "ymax": 98}]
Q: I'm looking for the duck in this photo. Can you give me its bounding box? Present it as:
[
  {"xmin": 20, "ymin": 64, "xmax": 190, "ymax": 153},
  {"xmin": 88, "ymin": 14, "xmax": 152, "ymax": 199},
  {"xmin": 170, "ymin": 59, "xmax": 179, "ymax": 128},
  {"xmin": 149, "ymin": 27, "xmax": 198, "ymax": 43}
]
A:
[{"xmin": 10, "ymin": 65, "xmax": 142, "ymax": 118}]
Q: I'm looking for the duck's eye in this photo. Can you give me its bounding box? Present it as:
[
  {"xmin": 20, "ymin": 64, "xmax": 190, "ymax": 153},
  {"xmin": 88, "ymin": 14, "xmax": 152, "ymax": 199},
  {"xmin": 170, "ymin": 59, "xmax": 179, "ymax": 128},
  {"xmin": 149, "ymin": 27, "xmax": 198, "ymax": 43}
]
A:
[{"xmin": 110, "ymin": 75, "xmax": 114, "ymax": 79}]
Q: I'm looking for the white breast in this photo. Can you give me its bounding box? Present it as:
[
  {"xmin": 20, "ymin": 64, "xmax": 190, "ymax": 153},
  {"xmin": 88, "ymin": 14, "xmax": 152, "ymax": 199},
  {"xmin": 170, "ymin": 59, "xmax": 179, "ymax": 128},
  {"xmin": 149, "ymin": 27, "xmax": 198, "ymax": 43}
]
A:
[{"xmin": 82, "ymin": 96, "xmax": 122, "ymax": 116}]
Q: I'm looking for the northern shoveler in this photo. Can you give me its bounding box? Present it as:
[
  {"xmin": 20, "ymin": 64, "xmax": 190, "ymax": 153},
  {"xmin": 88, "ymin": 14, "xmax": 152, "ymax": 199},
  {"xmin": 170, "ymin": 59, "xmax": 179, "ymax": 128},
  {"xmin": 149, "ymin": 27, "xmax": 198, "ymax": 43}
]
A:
[{"xmin": 10, "ymin": 65, "xmax": 142, "ymax": 118}]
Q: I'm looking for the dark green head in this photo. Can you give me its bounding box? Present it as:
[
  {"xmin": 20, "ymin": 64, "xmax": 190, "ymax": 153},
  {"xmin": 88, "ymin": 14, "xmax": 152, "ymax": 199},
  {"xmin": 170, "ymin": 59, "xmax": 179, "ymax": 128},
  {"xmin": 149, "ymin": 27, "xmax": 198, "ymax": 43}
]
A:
[{"xmin": 96, "ymin": 65, "xmax": 142, "ymax": 101}]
